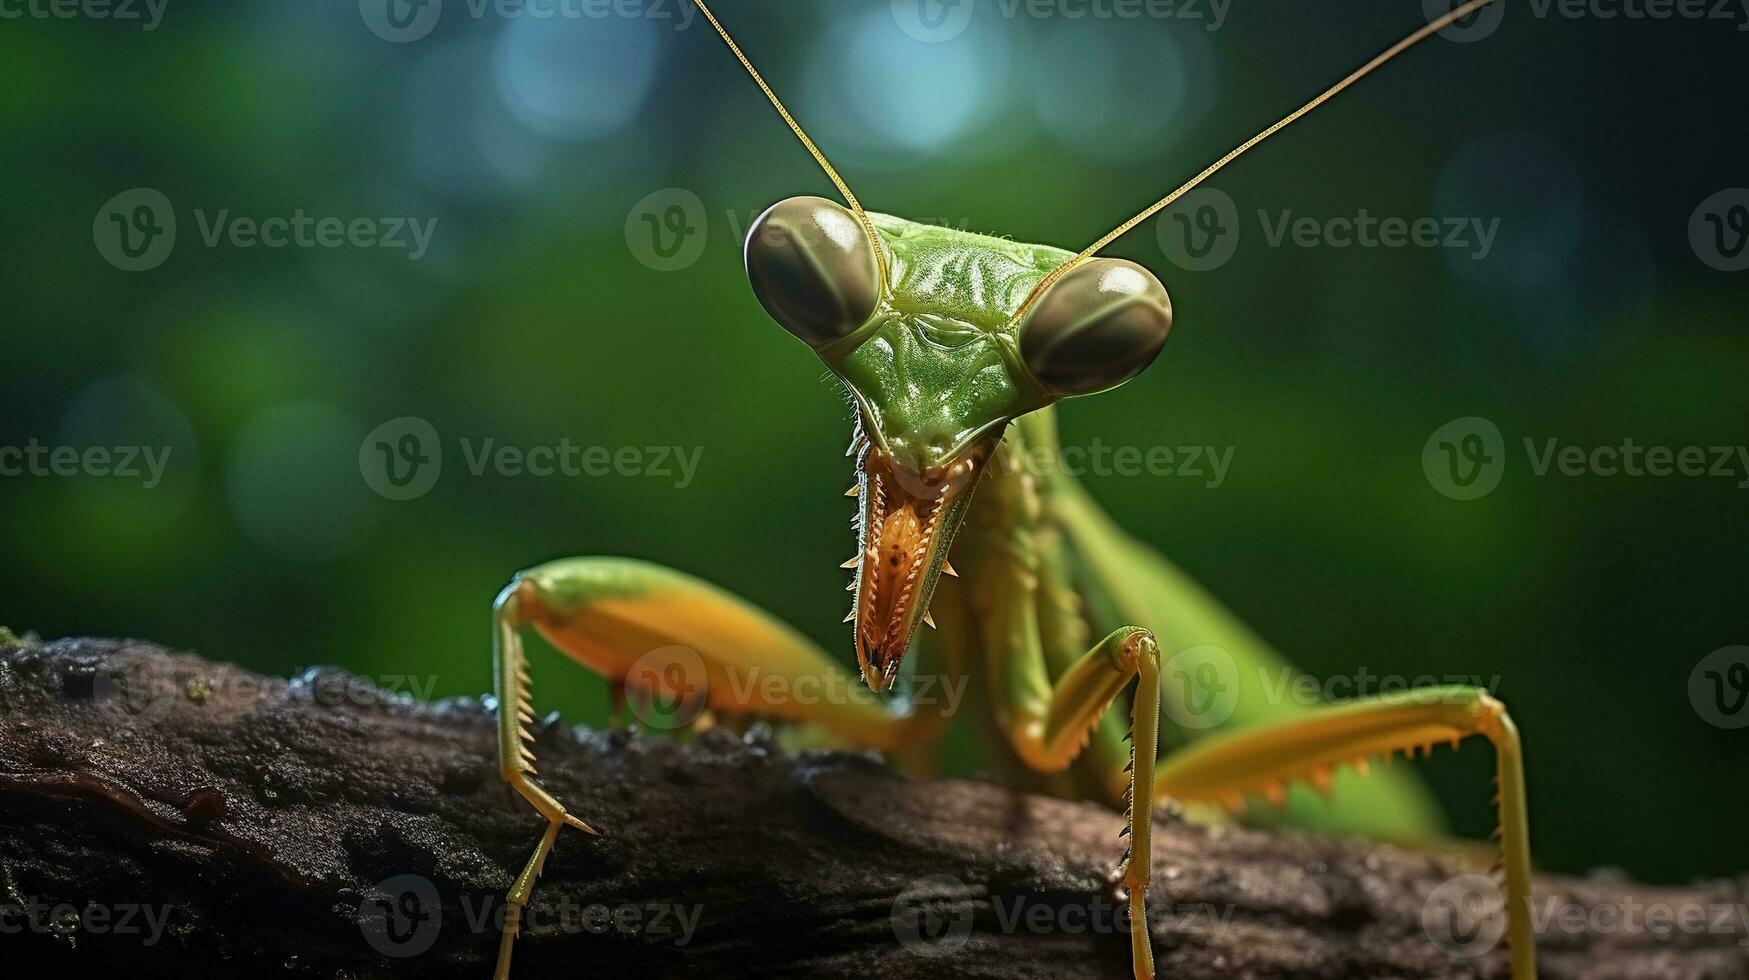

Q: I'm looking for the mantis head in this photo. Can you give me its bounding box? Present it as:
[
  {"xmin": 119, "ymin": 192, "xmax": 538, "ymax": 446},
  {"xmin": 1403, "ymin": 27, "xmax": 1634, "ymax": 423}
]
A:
[
  {"xmin": 744, "ymin": 196, "xmax": 1172, "ymax": 691},
  {"xmin": 698, "ymin": 0, "xmax": 1495, "ymax": 691}
]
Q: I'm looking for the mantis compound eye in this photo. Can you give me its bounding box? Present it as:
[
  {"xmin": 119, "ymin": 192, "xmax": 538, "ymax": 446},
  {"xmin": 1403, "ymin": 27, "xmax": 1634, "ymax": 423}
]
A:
[
  {"xmin": 1018, "ymin": 257, "xmax": 1173, "ymax": 397},
  {"xmin": 744, "ymin": 196, "xmax": 881, "ymax": 346}
]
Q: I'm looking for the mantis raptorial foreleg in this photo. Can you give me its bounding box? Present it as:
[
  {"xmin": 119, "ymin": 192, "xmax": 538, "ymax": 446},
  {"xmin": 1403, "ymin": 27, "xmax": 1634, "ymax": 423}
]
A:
[
  {"xmin": 1008, "ymin": 412, "xmax": 1537, "ymax": 978},
  {"xmin": 953, "ymin": 437, "xmax": 1165, "ymax": 978},
  {"xmin": 1154, "ymin": 687, "xmax": 1535, "ymax": 980},
  {"xmin": 490, "ymin": 557, "xmax": 930, "ymax": 980},
  {"xmin": 1006, "ymin": 625, "xmax": 1163, "ymax": 980}
]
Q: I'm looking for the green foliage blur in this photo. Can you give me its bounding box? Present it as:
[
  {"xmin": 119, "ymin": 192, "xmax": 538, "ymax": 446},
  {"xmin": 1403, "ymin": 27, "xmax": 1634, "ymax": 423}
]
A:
[{"xmin": 3, "ymin": 0, "xmax": 1745, "ymax": 884}]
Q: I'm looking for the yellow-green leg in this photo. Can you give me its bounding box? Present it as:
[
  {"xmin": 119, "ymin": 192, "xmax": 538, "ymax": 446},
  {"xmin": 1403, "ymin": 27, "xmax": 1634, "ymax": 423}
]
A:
[
  {"xmin": 1153, "ymin": 686, "xmax": 1536, "ymax": 980},
  {"xmin": 489, "ymin": 556, "xmax": 926, "ymax": 980},
  {"xmin": 996, "ymin": 624, "xmax": 1162, "ymax": 980}
]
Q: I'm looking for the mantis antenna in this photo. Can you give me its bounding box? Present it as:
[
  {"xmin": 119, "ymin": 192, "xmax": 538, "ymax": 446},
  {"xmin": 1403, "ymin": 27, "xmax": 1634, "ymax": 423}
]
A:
[
  {"xmin": 694, "ymin": 0, "xmax": 1502, "ymax": 322},
  {"xmin": 692, "ymin": 0, "xmax": 888, "ymax": 278},
  {"xmin": 1012, "ymin": 0, "xmax": 1505, "ymax": 323}
]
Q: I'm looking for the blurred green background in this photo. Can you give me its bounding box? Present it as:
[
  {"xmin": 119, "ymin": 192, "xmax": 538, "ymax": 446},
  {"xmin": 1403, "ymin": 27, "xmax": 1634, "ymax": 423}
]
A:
[{"xmin": 3, "ymin": 0, "xmax": 1745, "ymax": 884}]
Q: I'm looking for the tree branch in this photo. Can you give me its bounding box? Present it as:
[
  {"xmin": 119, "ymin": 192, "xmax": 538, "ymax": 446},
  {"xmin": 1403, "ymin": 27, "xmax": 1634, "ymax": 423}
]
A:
[{"xmin": 0, "ymin": 638, "xmax": 1743, "ymax": 978}]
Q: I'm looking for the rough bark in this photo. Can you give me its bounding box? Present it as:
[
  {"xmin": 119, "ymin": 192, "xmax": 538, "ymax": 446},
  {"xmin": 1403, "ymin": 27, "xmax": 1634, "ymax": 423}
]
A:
[{"xmin": 0, "ymin": 637, "xmax": 1743, "ymax": 979}]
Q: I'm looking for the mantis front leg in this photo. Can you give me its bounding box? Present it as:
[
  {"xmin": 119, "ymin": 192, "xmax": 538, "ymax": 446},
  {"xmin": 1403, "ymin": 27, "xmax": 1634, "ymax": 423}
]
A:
[
  {"xmin": 490, "ymin": 556, "xmax": 929, "ymax": 980},
  {"xmin": 962, "ymin": 436, "xmax": 1166, "ymax": 979},
  {"xmin": 1153, "ymin": 687, "xmax": 1536, "ymax": 979},
  {"xmin": 1001, "ymin": 623, "xmax": 1163, "ymax": 980}
]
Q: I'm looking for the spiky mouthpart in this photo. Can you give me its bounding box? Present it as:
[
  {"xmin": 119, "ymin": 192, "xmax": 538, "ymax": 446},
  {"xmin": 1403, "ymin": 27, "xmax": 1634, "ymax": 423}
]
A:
[{"xmin": 844, "ymin": 422, "xmax": 984, "ymax": 692}]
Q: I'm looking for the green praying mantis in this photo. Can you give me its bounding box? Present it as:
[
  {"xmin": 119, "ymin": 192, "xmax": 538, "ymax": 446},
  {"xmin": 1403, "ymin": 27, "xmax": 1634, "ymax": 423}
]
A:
[{"xmin": 487, "ymin": 1, "xmax": 1535, "ymax": 978}]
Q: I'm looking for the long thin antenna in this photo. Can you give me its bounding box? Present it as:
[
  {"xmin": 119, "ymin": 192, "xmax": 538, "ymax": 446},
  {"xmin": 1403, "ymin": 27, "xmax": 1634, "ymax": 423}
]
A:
[
  {"xmin": 692, "ymin": 0, "xmax": 887, "ymax": 276},
  {"xmin": 1012, "ymin": 0, "xmax": 1504, "ymax": 323}
]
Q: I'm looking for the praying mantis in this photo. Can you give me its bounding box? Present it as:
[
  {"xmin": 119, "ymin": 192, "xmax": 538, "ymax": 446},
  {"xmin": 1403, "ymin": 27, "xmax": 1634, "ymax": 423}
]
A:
[{"xmin": 486, "ymin": 1, "xmax": 1535, "ymax": 978}]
